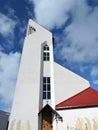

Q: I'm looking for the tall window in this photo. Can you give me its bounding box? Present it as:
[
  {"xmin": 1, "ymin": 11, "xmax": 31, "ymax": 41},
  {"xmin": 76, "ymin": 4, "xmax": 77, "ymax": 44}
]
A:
[
  {"xmin": 43, "ymin": 52, "xmax": 50, "ymax": 61},
  {"xmin": 43, "ymin": 77, "xmax": 51, "ymax": 99},
  {"xmin": 43, "ymin": 44, "xmax": 50, "ymax": 61},
  {"xmin": 44, "ymin": 45, "xmax": 49, "ymax": 51}
]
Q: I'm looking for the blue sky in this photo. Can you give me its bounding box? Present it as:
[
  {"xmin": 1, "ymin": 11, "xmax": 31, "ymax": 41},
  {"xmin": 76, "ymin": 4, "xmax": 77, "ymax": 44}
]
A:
[{"xmin": 0, "ymin": 0, "xmax": 98, "ymax": 112}]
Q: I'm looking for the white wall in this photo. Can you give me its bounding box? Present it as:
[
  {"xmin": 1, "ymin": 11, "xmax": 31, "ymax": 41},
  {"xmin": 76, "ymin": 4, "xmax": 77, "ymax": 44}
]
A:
[
  {"xmin": 54, "ymin": 62, "xmax": 90, "ymax": 105},
  {"xmin": 57, "ymin": 107, "xmax": 98, "ymax": 130},
  {"xmin": 8, "ymin": 19, "xmax": 92, "ymax": 130},
  {"xmin": 8, "ymin": 19, "xmax": 55, "ymax": 130}
]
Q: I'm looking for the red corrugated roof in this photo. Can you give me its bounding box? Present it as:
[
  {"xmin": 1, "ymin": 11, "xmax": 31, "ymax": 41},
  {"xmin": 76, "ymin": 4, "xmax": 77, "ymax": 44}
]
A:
[{"xmin": 56, "ymin": 87, "xmax": 98, "ymax": 110}]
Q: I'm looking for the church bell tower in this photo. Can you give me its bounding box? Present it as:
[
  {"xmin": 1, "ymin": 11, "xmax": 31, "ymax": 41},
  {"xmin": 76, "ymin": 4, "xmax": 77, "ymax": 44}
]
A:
[{"xmin": 8, "ymin": 19, "xmax": 61, "ymax": 130}]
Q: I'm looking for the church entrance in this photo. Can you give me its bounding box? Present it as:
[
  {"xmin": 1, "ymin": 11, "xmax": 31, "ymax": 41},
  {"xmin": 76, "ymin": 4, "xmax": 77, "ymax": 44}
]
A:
[
  {"xmin": 39, "ymin": 104, "xmax": 63, "ymax": 130},
  {"xmin": 42, "ymin": 110, "xmax": 53, "ymax": 130}
]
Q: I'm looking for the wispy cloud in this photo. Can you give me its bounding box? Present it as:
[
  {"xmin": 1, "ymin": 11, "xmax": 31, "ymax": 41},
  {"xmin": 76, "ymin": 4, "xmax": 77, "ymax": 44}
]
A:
[
  {"xmin": 0, "ymin": 12, "xmax": 18, "ymax": 52},
  {"xmin": 61, "ymin": 1, "xmax": 98, "ymax": 64},
  {"xmin": 0, "ymin": 13, "xmax": 17, "ymax": 37},
  {"xmin": 30, "ymin": 0, "xmax": 98, "ymax": 64},
  {"xmin": 54, "ymin": 1, "xmax": 98, "ymax": 85},
  {"xmin": 0, "ymin": 52, "xmax": 21, "ymax": 111},
  {"xmin": 91, "ymin": 66, "xmax": 98, "ymax": 86},
  {"xmin": 30, "ymin": 0, "xmax": 75, "ymax": 30},
  {"xmin": 0, "ymin": 10, "xmax": 26, "ymax": 111}
]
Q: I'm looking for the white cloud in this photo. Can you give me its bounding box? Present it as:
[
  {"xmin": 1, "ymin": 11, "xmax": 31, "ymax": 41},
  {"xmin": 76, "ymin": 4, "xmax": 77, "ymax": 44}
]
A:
[
  {"xmin": 93, "ymin": 80, "xmax": 98, "ymax": 85},
  {"xmin": 59, "ymin": 1, "xmax": 98, "ymax": 64},
  {"xmin": 0, "ymin": 13, "xmax": 17, "ymax": 37},
  {"xmin": 30, "ymin": 0, "xmax": 98, "ymax": 66},
  {"xmin": 29, "ymin": 0, "xmax": 98, "ymax": 89},
  {"xmin": 53, "ymin": 0, "xmax": 98, "ymax": 69},
  {"xmin": 31, "ymin": 0, "xmax": 75, "ymax": 30},
  {"xmin": 0, "ymin": 45, "xmax": 4, "ymax": 52},
  {"xmin": 91, "ymin": 66, "xmax": 98, "ymax": 77},
  {"xmin": 0, "ymin": 52, "xmax": 21, "ymax": 111},
  {"xmin": 90, "ymin": 66, "xmax": 98, "ymax": 86}
]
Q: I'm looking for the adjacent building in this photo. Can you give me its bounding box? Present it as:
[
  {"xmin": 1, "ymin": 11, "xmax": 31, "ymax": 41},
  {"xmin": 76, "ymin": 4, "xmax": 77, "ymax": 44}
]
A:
[
  {"xmin": 0, "ymin": 110, "xmax": 9, "ymax": 130},
  {"xmin": 7, "ymin": 19, "xmax": 98, "ymax": 130}
]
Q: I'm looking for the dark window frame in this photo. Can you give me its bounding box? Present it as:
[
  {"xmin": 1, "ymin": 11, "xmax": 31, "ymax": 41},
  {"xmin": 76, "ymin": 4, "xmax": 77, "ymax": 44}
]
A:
[
  {"xmin": 43, "ymin": 44, "xmax": 50, "ymax": 61},
  {"xmin": 43, "ymin": 77, "xmax": 51, "ymax": 99},
  {"xmin": 43, "ymin": 52, "xmax": 50, "ymax": 61},
  {"xmin": 44, "ymin": 45, "xmax": 49, "ymax": 51}
]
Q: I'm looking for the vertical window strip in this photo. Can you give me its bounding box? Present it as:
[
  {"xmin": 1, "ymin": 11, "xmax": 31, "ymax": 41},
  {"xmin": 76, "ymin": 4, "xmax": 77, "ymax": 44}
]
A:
[
  {"xmin": 44, "ymin": 45, "xmax": 49, "ymax": 51},
  {"xmin": 43, "ymin": 77, "xmax": 51, "ymax": 99},
  {"xmin": 43, "ymin": 52, "xmax": 50, "ymax": 61},
  {"xmin": 43, "ymin": 44, "xmax": 50, "ymax": 61}
]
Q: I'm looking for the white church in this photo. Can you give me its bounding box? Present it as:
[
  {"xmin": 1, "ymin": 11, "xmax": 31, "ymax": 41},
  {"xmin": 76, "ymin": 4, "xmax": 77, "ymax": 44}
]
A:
[{"xmin": 8, "ymin": 19, "xmax": 98, "ymax": 130}]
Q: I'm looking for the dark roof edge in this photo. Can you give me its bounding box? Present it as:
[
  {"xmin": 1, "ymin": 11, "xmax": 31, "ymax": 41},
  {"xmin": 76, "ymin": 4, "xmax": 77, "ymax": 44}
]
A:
[
  {"xmin": 0, "ymin": 110, "xmax": 10, "ymax": 115},
  {"xmin": 56, "ymin": 105, "xmax": 98, "ymax": 111}
]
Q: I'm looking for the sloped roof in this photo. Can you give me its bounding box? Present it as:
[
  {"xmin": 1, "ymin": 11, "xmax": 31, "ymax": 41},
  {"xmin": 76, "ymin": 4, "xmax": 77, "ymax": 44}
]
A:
[
  {"xmin": 56, "ymin": 87, "xmax": 98, "ymax": 110},
  {"xmin": 0, "ymin": 110, "xmax": 9, "ymax": 116}
]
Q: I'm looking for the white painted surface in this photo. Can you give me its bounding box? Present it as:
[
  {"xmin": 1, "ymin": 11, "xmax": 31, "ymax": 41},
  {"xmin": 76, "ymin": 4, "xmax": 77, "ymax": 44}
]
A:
[
  {"xmin": 43, "ymin": 62, "xmax": 51, "ymax": 76},
  {"xmin": 57, "ymin": 107, "xmax": 98, "ymax": 130},
  {"xmin": 8, "ymin": 19, "xmax": 55, "ymax": 130},
  {"xmin": 8, "ymin": 19, "xmax": 91, "ymax": 130},
  {"xmin": 54, "ymin": 62, "xmax": 90, "ymax": 105}
]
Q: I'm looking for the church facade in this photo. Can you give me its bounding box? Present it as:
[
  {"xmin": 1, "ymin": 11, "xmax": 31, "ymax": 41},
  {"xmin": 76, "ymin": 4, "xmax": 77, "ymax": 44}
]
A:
[{"xmin": 8, "ymin": 19, "xmax": 98, "ymax": 130}]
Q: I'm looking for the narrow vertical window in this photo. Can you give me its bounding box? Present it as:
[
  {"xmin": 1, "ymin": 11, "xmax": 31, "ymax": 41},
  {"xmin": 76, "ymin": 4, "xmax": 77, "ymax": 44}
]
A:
[
  {"xmin": 43, "ymin": 52, "xmax": 50, "ymax": 61},
  {"xmin": 43, "ymin": 77, "xmax": 51, "ymax": 99},
  {"xmin": 43, "ymin": 44, "xmax": 50, "ymax": 61},
  {"xmin": 44, "ymin": 45, "xmax": 49, "ymax": 51}
]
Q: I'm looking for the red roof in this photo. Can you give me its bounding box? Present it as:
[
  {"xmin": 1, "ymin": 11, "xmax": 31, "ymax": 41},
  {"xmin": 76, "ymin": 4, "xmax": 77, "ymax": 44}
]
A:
[{"xmin": 56, "ymin": 87, "xmax": 98, "ymax": 110}]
